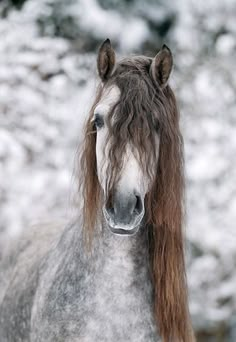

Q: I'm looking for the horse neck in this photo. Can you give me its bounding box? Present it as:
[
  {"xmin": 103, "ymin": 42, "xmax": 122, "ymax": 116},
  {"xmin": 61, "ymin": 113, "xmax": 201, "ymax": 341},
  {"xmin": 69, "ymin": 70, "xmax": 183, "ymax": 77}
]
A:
[{"xmin": 92, "ymin": 219, "xmax": 151, "ymax": 274}]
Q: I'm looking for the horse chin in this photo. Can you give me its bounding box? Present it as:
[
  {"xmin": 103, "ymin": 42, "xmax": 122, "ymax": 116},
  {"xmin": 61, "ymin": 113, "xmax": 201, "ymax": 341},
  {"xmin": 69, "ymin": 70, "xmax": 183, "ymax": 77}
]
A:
[{"xmin": 108, "ymin": 224, "xmax": 140, "ymax": 236}]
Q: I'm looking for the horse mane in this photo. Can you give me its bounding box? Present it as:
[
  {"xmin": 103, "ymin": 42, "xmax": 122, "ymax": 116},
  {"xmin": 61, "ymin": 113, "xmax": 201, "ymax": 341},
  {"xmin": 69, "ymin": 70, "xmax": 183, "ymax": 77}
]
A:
[{"xmin": 79, "ymin": 56, "xmax": 195, "ymax": 342}]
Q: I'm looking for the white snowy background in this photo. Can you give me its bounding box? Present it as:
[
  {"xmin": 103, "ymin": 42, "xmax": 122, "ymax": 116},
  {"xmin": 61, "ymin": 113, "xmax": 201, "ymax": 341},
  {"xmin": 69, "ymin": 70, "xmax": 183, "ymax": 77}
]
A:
[{"xmin": 0, "ymin": 0, "xmax": 235, "ymax": 340}]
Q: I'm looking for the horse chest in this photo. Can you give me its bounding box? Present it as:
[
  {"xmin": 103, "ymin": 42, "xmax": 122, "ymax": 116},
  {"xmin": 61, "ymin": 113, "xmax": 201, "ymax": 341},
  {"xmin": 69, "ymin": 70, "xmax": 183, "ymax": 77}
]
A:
[
  {"xmin": 32, "ymin": 230, "xmax": 160, "ymax": 341},
  {"xmin": 79, "ymin": 252, "xmax": 159, "ymax": 341}
]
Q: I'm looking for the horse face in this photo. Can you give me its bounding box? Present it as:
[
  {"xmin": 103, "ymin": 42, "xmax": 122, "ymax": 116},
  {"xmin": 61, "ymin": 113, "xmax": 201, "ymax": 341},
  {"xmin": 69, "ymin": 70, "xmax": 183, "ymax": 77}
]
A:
[
  {"xmin": 93, "ymin": 39, "xmax": 173, "ymax": 235},
  {"xmin": 93, "ymin": 85, "xmax": 160, "ymax": 235}
]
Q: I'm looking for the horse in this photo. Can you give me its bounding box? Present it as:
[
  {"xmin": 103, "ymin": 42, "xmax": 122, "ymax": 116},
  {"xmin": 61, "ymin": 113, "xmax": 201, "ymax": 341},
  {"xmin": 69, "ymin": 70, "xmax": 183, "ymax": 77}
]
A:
[{"xmin": 0, "ymin": 39, "xmax": 195, "ymax": 342}]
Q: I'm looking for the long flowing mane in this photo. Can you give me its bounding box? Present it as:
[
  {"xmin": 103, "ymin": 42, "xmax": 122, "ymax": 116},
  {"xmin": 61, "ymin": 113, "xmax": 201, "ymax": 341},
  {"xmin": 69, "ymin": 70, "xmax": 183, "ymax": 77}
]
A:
[{"xmin": 79, "ymin": 56, "xmax": 195, "ymax": 342}]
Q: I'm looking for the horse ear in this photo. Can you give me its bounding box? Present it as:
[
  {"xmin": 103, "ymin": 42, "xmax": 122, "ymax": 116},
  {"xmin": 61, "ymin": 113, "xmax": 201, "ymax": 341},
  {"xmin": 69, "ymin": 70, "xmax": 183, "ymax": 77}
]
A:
[
  {"xmin": 150, "ymin": 45, "xmax": 173, "ymax": 88},
  {"xmin": 97, "ymin": 38, "xmax": 116, "ymax": 81}
]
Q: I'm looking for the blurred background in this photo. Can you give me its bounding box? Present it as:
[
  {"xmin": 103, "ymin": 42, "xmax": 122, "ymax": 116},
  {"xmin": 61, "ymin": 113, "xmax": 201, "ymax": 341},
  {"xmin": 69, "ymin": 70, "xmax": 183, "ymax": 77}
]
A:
[{"xmin": 0, "ymin": 0, "xmax": 235, "ymax": 340}]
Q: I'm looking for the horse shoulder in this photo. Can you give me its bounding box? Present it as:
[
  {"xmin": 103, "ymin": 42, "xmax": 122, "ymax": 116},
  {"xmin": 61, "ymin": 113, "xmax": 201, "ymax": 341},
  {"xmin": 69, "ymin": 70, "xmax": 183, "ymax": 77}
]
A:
[{"xmin": 0, "ymin": 220, "xmax": 67, "ymax": 341}]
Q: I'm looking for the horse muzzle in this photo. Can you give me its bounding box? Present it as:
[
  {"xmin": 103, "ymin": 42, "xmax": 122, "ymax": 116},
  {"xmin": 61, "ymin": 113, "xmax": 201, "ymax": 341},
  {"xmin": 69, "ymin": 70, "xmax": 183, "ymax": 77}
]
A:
[{"xmin": 103, "ymin": 191, "xmax": 144, "ymax": 235}]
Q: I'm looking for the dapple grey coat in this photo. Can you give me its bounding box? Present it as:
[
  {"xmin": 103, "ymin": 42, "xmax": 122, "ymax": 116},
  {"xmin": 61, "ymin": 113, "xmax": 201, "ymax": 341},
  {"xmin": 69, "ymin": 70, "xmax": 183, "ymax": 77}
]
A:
[{"xmin": 0, "ymin": 219, "xmax": 160, "ymax": 341}]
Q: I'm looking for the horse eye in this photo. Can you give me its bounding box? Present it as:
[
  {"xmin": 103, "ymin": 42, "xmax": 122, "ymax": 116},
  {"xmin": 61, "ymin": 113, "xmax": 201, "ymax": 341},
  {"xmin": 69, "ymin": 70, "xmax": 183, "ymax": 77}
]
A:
[{"xmin": 94, "ymin": 114, "xmax": 104, "ymax": 129}]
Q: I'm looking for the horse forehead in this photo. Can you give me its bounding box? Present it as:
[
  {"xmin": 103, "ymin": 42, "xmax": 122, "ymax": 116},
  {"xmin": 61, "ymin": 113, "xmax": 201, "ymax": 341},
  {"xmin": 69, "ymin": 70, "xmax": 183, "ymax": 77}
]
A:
[{"xmin": 95, "ymin": 85, "xmax": 120, "ymax": 115}]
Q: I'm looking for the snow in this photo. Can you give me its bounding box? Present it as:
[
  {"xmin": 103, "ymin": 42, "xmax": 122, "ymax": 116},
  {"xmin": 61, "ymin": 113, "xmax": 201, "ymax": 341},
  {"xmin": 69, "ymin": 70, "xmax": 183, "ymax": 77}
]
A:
[
  {"xmin": 216, "ymin": 34, "xmax": 236, "ymax": 55},
  {"xmin": 0, "ymin": 2, "xmax": 96, "ymax": 248},
  {"xmin": 69, "ymin": 0, "xmax": 150, "ymax": 51}
]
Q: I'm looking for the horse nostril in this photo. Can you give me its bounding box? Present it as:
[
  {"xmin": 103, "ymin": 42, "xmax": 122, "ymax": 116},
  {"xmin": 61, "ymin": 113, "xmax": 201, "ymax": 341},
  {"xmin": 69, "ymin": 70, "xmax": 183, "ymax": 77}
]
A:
[
  {"xmin": 106, "ymin": 204, "xmax": 115, "ymax": 216},
  {"xmin": 104, "ymin": 193, "xmax": 143, "ymax": 226},
  {"xmin": 134, "ymin": 195, "xmax": 142, "ymax": 215}
]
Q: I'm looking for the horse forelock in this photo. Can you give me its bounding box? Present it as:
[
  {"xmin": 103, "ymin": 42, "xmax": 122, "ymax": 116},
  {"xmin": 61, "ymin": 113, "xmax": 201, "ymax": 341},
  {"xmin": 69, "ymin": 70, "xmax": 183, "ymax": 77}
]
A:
[{"xmin": 79, "ymin": 56, "xmax": 195, "ymax": 342}]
